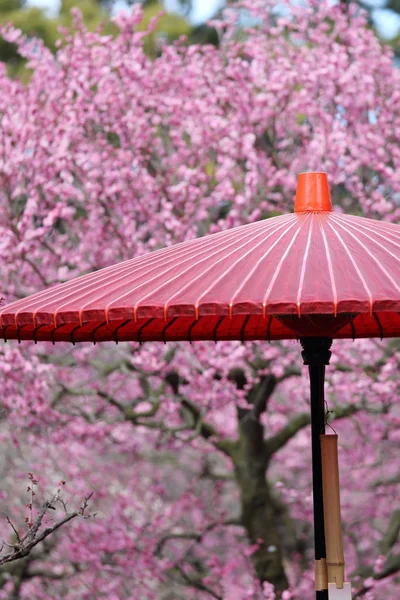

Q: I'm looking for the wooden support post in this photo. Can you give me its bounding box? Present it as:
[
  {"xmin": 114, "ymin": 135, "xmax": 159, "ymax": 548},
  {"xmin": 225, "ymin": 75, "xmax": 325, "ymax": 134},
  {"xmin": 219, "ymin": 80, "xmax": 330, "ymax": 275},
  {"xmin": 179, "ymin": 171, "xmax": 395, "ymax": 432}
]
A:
[
  {"xmin": 320, "ymin": 434, "xmax": 345, "ymax": 588},
  {"xmin": 321, "ymin": 434, "xmax": 352, "ymax": 598}
]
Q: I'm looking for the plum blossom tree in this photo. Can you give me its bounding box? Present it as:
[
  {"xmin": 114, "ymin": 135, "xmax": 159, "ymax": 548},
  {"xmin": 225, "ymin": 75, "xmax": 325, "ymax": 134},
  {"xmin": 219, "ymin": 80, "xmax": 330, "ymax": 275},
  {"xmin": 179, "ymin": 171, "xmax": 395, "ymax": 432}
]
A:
[{"xmin": 0, "ymin": 1, "xmax": 399, "ymax": 598}]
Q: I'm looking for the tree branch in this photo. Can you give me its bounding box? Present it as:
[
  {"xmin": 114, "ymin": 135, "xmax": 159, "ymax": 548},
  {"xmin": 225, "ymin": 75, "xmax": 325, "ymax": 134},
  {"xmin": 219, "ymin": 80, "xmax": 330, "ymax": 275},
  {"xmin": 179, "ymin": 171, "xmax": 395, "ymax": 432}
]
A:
[
  {"xmin": 380, "ymin": 510, "xmax": 400, "ymax": 555},
  {"xmin": 265, "ymin": 412, "xmax": 310, "ymax": 457},
  {"xmin": 97, "ymin": 388, "xmax": 237, "ymax": 456},
  {"xmin": 97, "ymin": 391, "xmax": 161, "ymax": 422},
  {"xmin": 354, "ymin": 554, "xmax": 400, "ymax": 597},
  {"xmin": 0, "ymin": 494, "xmax": 93, "ymax": 567},
  {"xmin": 155, "ymin": 519, "xmax": 241, "ymax": 556},
  {"xmin": 373, "ymin": 474, "xmax": 400, "ymax": 489},
  {"xmin": 169, "ymin": 564, "xmax": 223, "ymax": 600},
  {"xmin": 264, "ymin": 403, "xmax": 360, "ymax": 457},
  {"xmin": 180, "ymin": 398, "xmax": 236, "ymax": 457}
]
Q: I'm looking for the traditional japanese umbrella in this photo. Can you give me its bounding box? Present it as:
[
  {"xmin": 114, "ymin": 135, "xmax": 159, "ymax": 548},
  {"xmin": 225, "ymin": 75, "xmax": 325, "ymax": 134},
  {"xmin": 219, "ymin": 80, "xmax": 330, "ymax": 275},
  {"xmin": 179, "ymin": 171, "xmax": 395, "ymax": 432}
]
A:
[{"xmin": 2, "ymin": 172, "xmax": 400, "ymax": 600}]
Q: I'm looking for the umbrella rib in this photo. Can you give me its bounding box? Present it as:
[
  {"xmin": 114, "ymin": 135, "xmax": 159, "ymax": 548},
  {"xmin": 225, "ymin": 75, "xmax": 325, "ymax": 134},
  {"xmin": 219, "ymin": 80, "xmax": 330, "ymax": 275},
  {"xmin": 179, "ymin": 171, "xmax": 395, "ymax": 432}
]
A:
[
  {"xmin": 324, "ymin": 221, "xmax": 373, "ymax": 313},
  {"xmin": 1, "ymin": 242, "xmax": 186, "ymax": 312},
  {"xmin": 373, "ymin": 313, "xmax": 384, "ymax": 339},
  {"xmin": 174, "ymin": 216, "xmax": 299, "ymax": 320},
  {"xmin": 162, "ymin": 318, "xmax": 178, "ymax": 344},
  {"xmin": 2, "ymin": 324, "xmax": 11, "ymax": 342},
  {"xmin": 100, "ymin": 226, "xmax": 273, "ymax": 323},
  {"xmin": 296, "ymin": 214, "xmax": 314, "ymax": 317},
  {"xmin": 224, "ymin": 217, "xmax": 301, "ymax": 317},
  {"xmin": 137, "ymin": 318, "xmax": 155, "ymax": 344},
  {"xmin": 113, "ymin": 319, "xmax": 133, "ymax": 344},
  {"xmin": 4, "ymin": 241, "xmax": 211, "ymax": 323},
  {"xmin": 329, "ymin": 217, "xmax": 400, "ymax": 297},
  {"xmin": 188, "ymin": 317, "xmax": 201, "ymax": 344},
  {"xmin": 32, "ymin": 323, "xmax": 47, "ymax": 344},
  {"xmin": 105, "ymin": 216, "xmax": 295, "ymax": 321},
  {"xmin": 51, "ymin": 323, "xmax": 68, "ymax": 345},
  {"xmin": 133, "ymin": 215, "xmax": 298, "ymax": 321},
  {"xmin": 17, "ymin": 216, "xmax": 278, "ymax": 328},
  {"xmin": 262, "ymin": 219, "xmax": 306, "ymax": 316},
  {"xmin": 213, "ymin": 316, "xmax": 224, "ymax": 343},
  {"xmin": 319, "ymin": 216, "xmax": 338, "ymax": 317},
  {"xmin": 16, "ymin": 324, "xmax": 29, "ymax": 344},
  {"xmin": 99, "ymin": 218, "xmax": 284, "ymax": 319},
  {"xmin": 70, "ymin": 323, "xmax": 84, "ymax": 346},
  {"xmin": 1, "ymin": 216, "xmax": 273, "ymax": 320},
  {"xmin": 350, "ymin": 319, "xmax": 356, "ymax": 340},
  {"xmin": 330, "ymin": 213, "xmax": 400, "ymax": 256},
  {"xmin": 240, "ymin": 315, "xmax": 251, "ymax": 344},
  {"xmin": 91, "ymin": 321, "xmax": 108, "ymax": 345},
  {"xmin": 345, "ymin": 214, "xmax": 400, "ymax": 238}
]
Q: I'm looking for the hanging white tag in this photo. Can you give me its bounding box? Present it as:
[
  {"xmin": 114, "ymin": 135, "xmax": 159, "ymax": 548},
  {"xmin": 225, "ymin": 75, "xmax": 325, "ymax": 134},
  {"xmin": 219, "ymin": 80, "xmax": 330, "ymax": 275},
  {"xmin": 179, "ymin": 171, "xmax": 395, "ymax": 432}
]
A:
[{"xmin": 328, "ymin": 582, "xmax": 352, "ymax": 599}]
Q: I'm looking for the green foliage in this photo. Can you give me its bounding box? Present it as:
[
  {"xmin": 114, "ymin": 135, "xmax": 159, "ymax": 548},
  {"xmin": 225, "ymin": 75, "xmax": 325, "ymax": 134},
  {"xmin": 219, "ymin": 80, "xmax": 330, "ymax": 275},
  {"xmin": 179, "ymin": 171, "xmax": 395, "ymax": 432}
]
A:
[
  {"xmin": 137, "ymin": 1, "xmax": 191, "ymax": 56},
  {"xmin": 0, "ymin": 0, "xmax": 192, "ymax": 77},
  {"xmin": 0, "ymin": 4, "xmax": 57, "ymax": 77},
  {"xmin": 139, "ymin": 1, "xmax": 189, "ymax": 37},
  {"xmin": 386, "ymin": 0, "xmax": 400, "ymax": 14},
  {"xmin": 0, "ymin": 0, "xmax": 24, "ymax": 11},
  {"xmin": 59, "ymin": 0, "xmax": 118, "ymax": 44}
]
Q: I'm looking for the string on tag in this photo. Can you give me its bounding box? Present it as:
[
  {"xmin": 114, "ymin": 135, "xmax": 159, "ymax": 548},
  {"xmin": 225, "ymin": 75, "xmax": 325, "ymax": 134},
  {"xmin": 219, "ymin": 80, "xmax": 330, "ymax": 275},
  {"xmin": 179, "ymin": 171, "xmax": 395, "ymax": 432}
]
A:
[{"xmin": 324, "ymin": 400, "xmax": 337, "ymax": 434}]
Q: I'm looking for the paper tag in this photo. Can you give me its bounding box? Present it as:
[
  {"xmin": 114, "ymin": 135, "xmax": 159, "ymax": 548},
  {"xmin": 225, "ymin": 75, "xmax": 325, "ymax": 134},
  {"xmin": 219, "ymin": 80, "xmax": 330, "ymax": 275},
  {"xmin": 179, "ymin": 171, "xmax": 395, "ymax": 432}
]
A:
[{"xmin": 328, "ymin": 582, "xmax": 352, "ymax": 599}]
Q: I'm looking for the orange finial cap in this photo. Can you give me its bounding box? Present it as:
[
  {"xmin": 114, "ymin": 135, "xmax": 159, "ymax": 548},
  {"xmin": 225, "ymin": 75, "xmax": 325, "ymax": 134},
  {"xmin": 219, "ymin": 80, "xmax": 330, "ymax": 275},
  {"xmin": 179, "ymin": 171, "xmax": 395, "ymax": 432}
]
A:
[{"xmin": 294, "ymin": 172, "xmax": 332, "ymax": 212}]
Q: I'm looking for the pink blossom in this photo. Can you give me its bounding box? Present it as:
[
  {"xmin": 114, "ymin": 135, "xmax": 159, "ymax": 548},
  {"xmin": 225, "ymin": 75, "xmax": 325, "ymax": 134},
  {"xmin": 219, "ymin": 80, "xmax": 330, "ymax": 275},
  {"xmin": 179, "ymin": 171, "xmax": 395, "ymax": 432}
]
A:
[{"xmin": 0, "ymin": 1, "xmax": 399, "ymax": 598}]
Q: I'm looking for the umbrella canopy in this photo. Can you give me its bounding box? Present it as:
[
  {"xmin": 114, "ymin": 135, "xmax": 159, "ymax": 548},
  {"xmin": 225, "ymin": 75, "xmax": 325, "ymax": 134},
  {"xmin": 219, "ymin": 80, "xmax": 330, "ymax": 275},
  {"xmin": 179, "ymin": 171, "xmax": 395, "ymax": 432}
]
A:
[{"xmin": 1, "ymin": 172, "xmax": 400, "ymax": 345}]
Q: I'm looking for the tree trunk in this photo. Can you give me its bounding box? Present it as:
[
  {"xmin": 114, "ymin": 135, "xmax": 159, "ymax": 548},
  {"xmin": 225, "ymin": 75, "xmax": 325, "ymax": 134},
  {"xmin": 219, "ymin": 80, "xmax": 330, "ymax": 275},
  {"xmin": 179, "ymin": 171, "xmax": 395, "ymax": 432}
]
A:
[{"xmin": 234, "ymin": 412, "xmax": 289, "ymax": 592}]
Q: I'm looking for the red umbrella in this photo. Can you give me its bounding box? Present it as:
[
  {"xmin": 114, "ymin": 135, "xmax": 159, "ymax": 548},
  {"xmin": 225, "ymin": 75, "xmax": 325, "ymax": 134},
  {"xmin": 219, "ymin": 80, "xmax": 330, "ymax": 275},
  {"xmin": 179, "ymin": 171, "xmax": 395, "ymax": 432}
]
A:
[
  {"xmin": 1, "ymin": 173, "xmax": 399, "ymax": 346},
  {"xmin": 1, "ymin": 172, "xmax": 398, "ymax": 599}
]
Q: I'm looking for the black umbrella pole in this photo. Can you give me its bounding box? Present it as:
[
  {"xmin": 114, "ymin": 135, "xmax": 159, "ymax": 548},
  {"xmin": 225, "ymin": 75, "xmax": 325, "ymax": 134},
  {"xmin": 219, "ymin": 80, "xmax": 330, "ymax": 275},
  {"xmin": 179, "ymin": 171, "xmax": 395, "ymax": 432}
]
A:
[{"xmin": 301, "ymin": 338, "xmax": 332, "ymax": 600}]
